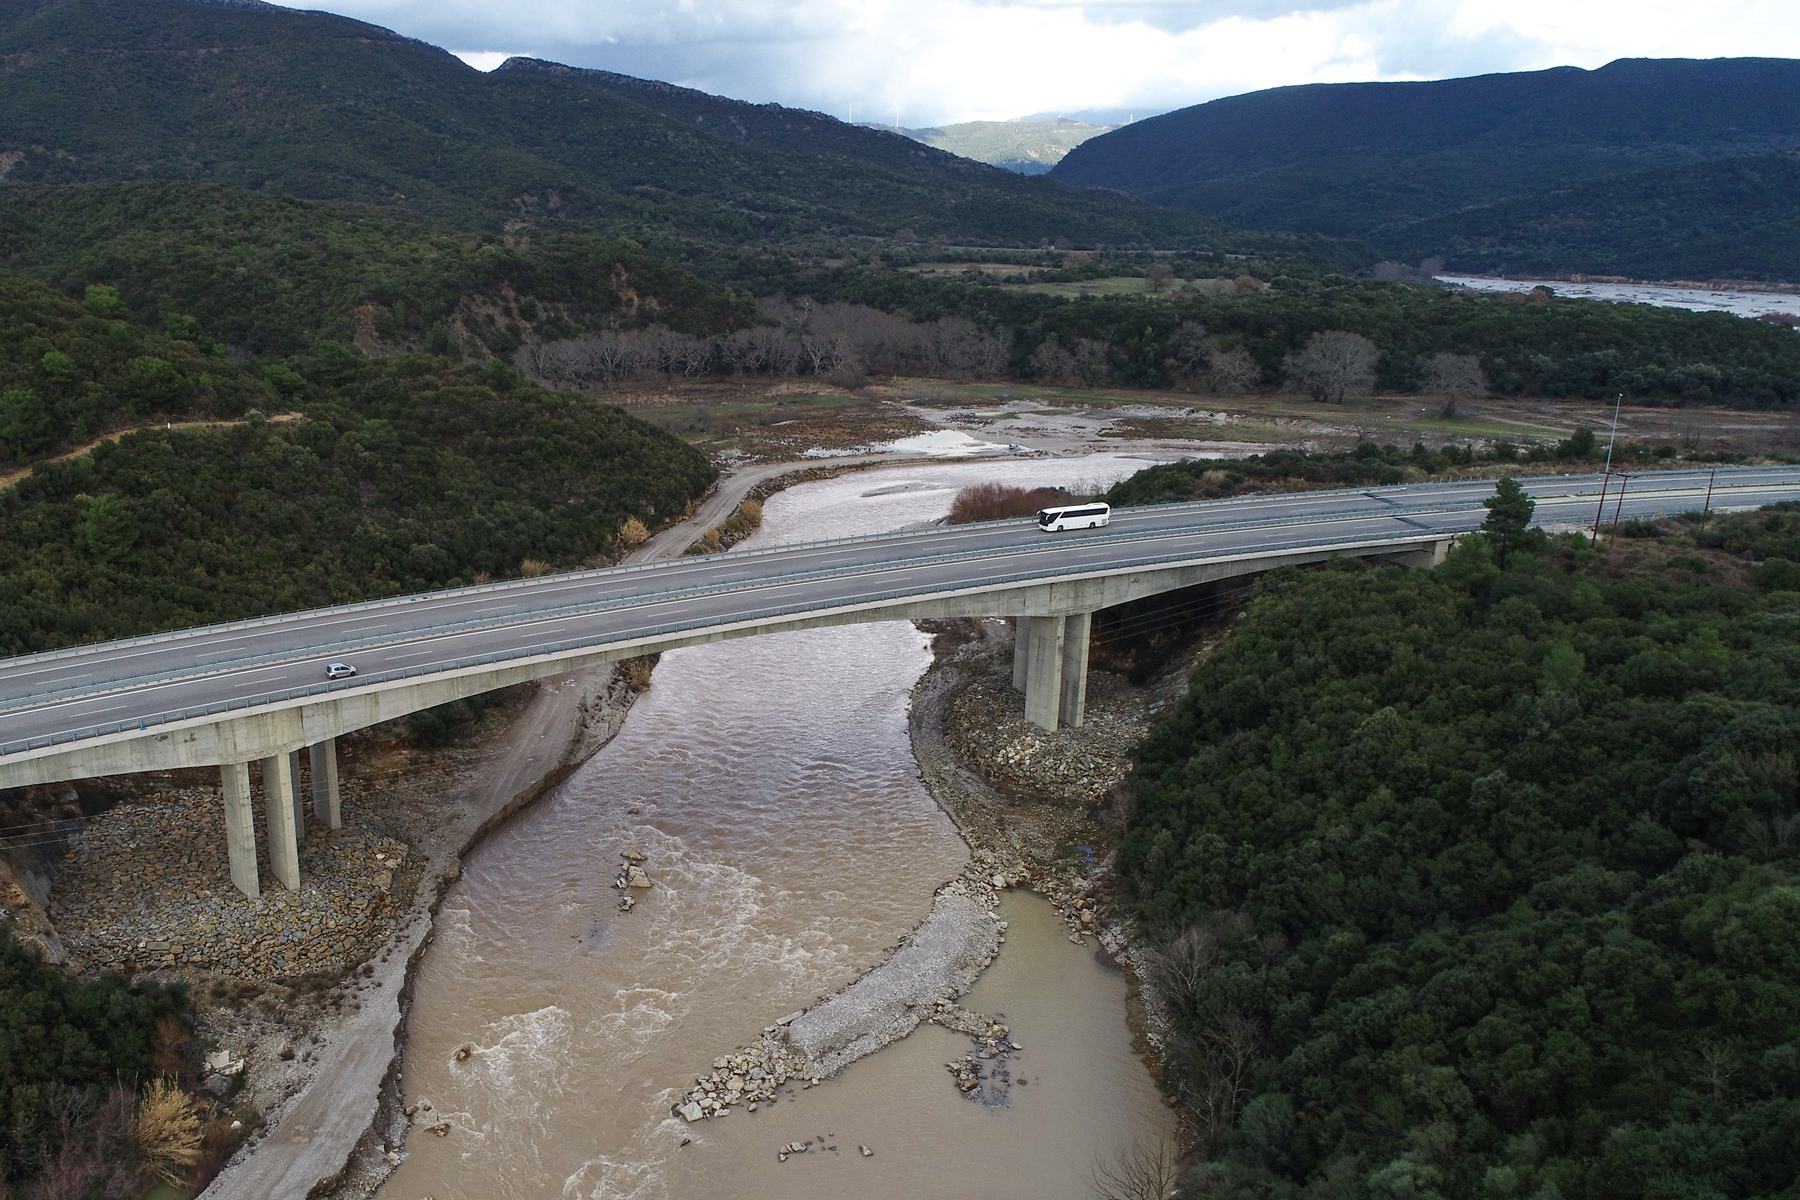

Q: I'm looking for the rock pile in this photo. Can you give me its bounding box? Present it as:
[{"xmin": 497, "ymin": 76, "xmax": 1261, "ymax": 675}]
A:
[
  {"xmin": 50, "ymin": 786, "xmax": 409, "ymax": 980},
  {"xmin": 613, "ymin": 848, "xmax": 653, "ymax": 911},
  {"xmin": 675, "ymin": 1040, "xmax": 812, "ymax": 1120},
  {"xmin": 943, "ymin": 673, "xmax": 1149, "ymax": 804}
]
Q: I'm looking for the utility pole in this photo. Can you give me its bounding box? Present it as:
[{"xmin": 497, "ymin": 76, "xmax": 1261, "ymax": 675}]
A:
[
  {"xmin": 1609, "ymin": 473, "xmax": 1630, "ymax": 536},
  {"xmin": 1591, "ymin": 391, "xmax": 1624, "ymax": 545},
  {"xmin": 1703, "ymin": 467, "xmax": 1717, "ymax": 522}
]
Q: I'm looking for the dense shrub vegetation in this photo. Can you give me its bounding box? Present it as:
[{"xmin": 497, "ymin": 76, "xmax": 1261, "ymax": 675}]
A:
[
  {"xmin": 0, "ymin": 355, "xmax": 715, "ymax": 654},
  {"xmin": 0, "ymin": 924, "xmax": 195, "ymax": 1188},
  {"xmin": 1102, "ymin": 433, "xmax": 1638, "ymax": 508},
  {"xmin": 1119, "ymin": 507, "xmax": 1800, "ymax": 1198},
  {"xmin": 0, "ymin": 274, "xmax": 277, "ymax": 466}
]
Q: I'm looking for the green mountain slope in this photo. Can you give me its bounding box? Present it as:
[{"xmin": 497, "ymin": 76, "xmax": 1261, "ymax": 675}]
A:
[
  {"xmin": 1381, "ymin": 153, "xmax": 1800, "ymax": 284},
  {"xmin": 1050, "ymin": 58, "xmax": 1800, "ymax": 267},
  {"xmin": 0, "ymin": 0, "xmax": 1232, "ymax": 249}
]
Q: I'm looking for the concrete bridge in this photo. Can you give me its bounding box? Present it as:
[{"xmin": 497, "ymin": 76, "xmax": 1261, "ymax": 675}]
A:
[{"xmin": 5, "ymin": 466, "xmax": 1797, "ymax": 897}]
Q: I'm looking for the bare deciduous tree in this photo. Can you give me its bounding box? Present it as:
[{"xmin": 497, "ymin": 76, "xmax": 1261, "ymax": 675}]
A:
[
  {"xmin": 1205, "ymin": 346, "xmax": 1261, "ymax": 395},
  {"xmin": 1148, "ymin": 923, "xmax": 1219, "ymax": 1017},
  {"xmin": 1167, "ymin": 1013, "xmax": 1263, "ymax": 1152},
  {"xmin": 1031, "ymin": 340, "xmax": 1081, "ymax": 387},
  {"xmin": 1163, "ymin": 320, "xmax": 1211, "ymax": 385},
  {"xmin": 1283, "ymin": 330, "xmax": 1378, "ymax": 404},
  {"xmin": 1089, "ymin": 1135, "xmax": 1181, "ymax": 1200},
  {"xmin": 1421, "ymin": 352, "xmax": 1487, "ymax": 418},
  {"xmin": 1145, "ymin": 263, "xmax": 1176, "ymax": 292}
]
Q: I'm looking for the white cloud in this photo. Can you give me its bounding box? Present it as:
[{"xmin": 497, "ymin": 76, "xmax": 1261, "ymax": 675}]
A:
[
  {"xmin": 267, "ymin": 0, "xmax": 1800, "ymax": 125},
  {"xmin": 450, "ymin": 50, "xmax": 514, "ymax": 71}
]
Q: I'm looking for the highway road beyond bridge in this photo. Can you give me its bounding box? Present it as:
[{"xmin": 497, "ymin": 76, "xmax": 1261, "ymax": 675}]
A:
[{"xmin": 5, "ymin": 466, "xmax": 1798, "ymax": 897}]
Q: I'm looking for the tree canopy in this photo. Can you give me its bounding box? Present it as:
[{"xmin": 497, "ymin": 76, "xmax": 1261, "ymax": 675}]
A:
[{"xmin": 1118, "ymin": 507, "xmax": 1800, "ymax": 1198}]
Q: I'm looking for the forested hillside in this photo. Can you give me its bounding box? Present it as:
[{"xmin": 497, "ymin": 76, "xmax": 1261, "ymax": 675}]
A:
[
  {"xmin": 1049, "ymin": 57, "xmax": 1800, "ymax": 279},
  {"xmin": 1119, "ymin": 506, "xmax": 1800, "ymax": 1197},
  {"xmin": 0, "ymin": 0, "xmax": 1235, "ymax": 251},
  {"xmin": 1380, "ymin": 153, "xmax": 1800, "ymax": 284},
  {"xmin": 0, "ymin": 182, "xmax": 754, "ymax": 356},
  {"xmin": 0, "ymin": 348, "xmax": 714, "ymax": 654}
]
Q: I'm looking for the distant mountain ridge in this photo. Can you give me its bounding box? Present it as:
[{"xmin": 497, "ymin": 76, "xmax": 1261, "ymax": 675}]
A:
[
  {"xmin": 0, "ymin": 0, "xmax": 1231, "ymax": 250},
  {"xmin": 892, "ymin": 119, "xmax": 1113, "ymax": 175},
  {"xmin": 1049, "ymin": 57, "xmax": 1800, "ymax": 277}
]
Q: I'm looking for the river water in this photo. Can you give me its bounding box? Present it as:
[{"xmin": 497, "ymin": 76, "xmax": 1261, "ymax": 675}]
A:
[
  {"xmin": 379, "ymin": 454, "xmax": 1177, "ymax": 1200},
  {"xmin": 1437, "ymin": 274, "xmax": 1800, "ymax": 320}
]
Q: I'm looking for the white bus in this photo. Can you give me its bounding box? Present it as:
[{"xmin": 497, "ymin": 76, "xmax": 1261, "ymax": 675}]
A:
[{"xmin": 1035, "ymin": 502, "xmax": 1111, "ymax": 532}]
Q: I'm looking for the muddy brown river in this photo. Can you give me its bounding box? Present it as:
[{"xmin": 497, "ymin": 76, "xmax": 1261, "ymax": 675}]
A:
[{"xmin": 380, "ymin": 455, "xmax": 1177, "ymax": 1200}]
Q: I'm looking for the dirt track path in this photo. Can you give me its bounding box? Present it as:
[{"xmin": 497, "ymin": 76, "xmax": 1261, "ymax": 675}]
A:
[{"xmin": 0, "ymin": 413, "xmax": 302, "ymax": 492}]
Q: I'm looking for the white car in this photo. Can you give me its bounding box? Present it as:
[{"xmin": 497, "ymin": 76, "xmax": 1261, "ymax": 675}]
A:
[{"xmin": 325, "ymin": 662, "xmax": 357, "ymax": 680}]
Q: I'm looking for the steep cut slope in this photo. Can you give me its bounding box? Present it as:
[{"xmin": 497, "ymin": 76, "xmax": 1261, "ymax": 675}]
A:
[
  {"xmin": 1051, "ymin": 58, "xmax": 1800, "ymax": 239},
  {"xmin": 0, "ymin": 0, "xmax": 1235, "ymax": 248}
]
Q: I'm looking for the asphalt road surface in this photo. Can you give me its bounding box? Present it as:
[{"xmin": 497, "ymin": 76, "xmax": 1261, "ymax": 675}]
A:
[{"xmin": 4, "ymin": 467, "xmax": 1797, "ymax": 763}]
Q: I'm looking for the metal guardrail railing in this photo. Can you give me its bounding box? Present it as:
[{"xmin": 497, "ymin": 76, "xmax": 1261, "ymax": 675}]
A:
[{"xmin": 4, "ymin": 466, "xmax": 1797, "ymax": 761}]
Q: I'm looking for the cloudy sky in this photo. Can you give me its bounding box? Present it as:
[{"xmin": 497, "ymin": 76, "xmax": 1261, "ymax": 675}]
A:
[{"xmin": 264, "ymin": 0, "xmax": 1800, "ymax": 127}]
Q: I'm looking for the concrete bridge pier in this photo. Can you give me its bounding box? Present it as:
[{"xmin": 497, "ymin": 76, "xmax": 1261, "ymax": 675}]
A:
[
  {"xmin": 287, "ymin": 751, "xmax": 307, "ymax": 844},
  {"xmin": 1016, "ymin": 611, "xmax": 1093, "ymax": 733},
  {"xmin": 1059, "ymin": 612, "xmax": 1092, "ymax": 729},
  {"xmin": 1011, "ymin": 616, "xmax": 1033, "ymax": 690},
  {"xmin": 260, "ymin": 755, "xmax": 302, "ymax": 891},
  {"xmin": 309, "ymin": 739, "xmax": 341, "ymax": 829},
  {"xmin": 220, "ymin": 762, "xmax": 260, "ymax": 899}
]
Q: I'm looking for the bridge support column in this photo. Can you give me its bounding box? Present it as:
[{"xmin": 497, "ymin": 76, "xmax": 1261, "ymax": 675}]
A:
[
  {"xmin": 309, "ymin": 739, "xmax": 341, "ymax": 830},
  {"xmin": 1020, "ymin": 611, "xmax": 1095, "ymax": 732},
  {"xmin": 1011, "ymin": 617, "xmax": 1033, "ymax": 691},
  {"xmin": 1058, "ymin": 612, "xmax": 1092, "ymax": 729},
  {"xmin": 260, "ymin": 755, "xmax": 301, "ymax": 891},
  {"xmin": 287, "ymin": 751, "xmax": 307, "ymax": 843},
  {"xmin": 1023, "ymin": 614, "xmax": 1066, "ymax": 731},
  {"xmin": 220, "ymin": 762, "xmax": 260, "ymax": 899}
]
